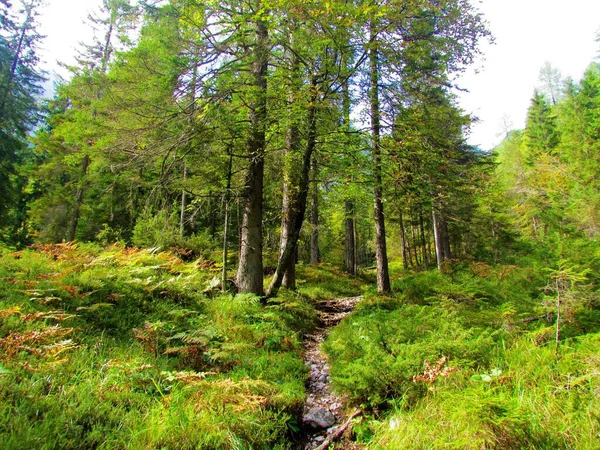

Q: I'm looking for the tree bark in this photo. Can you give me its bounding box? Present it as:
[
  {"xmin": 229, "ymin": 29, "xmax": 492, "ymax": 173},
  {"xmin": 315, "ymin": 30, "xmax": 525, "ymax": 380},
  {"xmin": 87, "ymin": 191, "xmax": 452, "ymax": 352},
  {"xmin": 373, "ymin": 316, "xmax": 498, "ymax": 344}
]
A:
[
  {"xmin": 369, "ymin": 21, "xmax": 391, "ymax": 294},
  {"xmin": 180, "ymin": 166, "xmax": 187, "ymax": 239},
  {"xmin": 411, "ymin": 222, "xmax": 421, "ymax": 268},
  {"xmin": 267, "ymin": 81, "xmax": 319, "ymax": 298},
  {"xmin": 342, "ymin": 51, "xmax": 356, "ymax": 276},
  {"xmin": 419, "ymin": 212, "xmax": 428, "ymax": 269},
  {"xmin": 222, "ymin": 152, "xmax": 233, "ymax": 291},
  {"xmin": 236, "ymin": 9, "xmax": 268, "ymax": 295},
  {"xmin": 432, "ymin": 206, "xmax": 451, "ymax": 270},
  {"xmin": 399, "ymin": 209, "xmax": 409, "ymax": 270},
  {"xmin": 279, "ymin": 38, "xmax": 301, "ymax": 291},
  {"xmin": 344, "ymin": 199, "xmax": 357, "ymax": 275},
  {"xmin": 310, "ymin": 157, "xmax": 320, "ymax": 266}
]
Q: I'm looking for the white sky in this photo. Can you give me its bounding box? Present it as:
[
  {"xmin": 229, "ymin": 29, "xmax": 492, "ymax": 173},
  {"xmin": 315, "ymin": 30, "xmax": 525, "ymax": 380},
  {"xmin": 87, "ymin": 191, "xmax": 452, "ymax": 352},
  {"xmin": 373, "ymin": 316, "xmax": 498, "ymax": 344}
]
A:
[
  {"xmin": 37, "ymin": 0, "xmax": 600, "ymax": 150},
  {"xmin": 457, "ymin": 0, "xmax": 600, "ymax": 149}
]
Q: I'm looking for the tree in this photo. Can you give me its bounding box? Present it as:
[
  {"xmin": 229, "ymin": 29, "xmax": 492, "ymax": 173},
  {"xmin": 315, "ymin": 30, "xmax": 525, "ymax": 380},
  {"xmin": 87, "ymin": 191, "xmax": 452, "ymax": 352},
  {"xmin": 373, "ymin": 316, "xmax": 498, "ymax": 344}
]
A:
[
  {"xmin": 0, "ymin": 0, "xmax": 46, "ymax": 243},
  {"xmin": 29, "ymin": 0, "xmax": 138, "ymax": 243},
  {"xmin": 524, "ymin": 90, "xmax": 560, "ymax": 155},
  {"xmin": 538, "ymin": 61, "xmax": 563, "ymax": 105}
]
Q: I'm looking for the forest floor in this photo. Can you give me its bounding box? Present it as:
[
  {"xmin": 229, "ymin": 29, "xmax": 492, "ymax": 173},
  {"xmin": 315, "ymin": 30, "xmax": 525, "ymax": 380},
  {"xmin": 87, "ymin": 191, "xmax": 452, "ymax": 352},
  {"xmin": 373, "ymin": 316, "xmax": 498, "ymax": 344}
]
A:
[
  {"xmin": 298, "ymin": 296, "xmax": 363, "ymax": 450},
  {"xmin": 2, "ymin": 244, "xmax": 599, "ymax": 449}
]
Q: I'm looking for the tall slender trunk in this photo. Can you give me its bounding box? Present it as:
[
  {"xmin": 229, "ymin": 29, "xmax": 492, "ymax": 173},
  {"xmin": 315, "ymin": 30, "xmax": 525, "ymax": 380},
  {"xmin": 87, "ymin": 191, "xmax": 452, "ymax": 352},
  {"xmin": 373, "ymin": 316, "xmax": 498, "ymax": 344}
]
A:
[
  {"xmin": 354, "ymin": 218, "xmax": 359, "ymax": 271},
  {"xmin": 432, "ymin": 206, "xmax": 450, "ymax": 270},
  {"xmin": 341, "ymin": 50, "xmax": 356, "ymax": 275},
  {"xmin": 267, "ymin": 80, "xmax": 319, "ymax": 298},
  {"xmin": 222, "ymin": 152, "xmax": 233, "ymax": 291},
  {"xmin": 344, "ymin": 200, "xmax": 357, "ymax": 275},
  {"xmin": 180, "ymin": 166, "xmax": 187, "ymax": 238},
  {"xmin": 68, "ymin": 154, "xmax": 90, "ymax": 242},
  {"xmin": 279, "ymin": 37, "xmax": 301, "ymax": 290},
  {"xmin": 441, "ymin": 218, "xmax": 451, "ymax": 260},
  {"xmin": 411, "ymin": 221, "xmax": 421, "ymax": 268},
  {"xmin": 369, "ymin": 20, "xmax": 391, "ymax": 293},
  {"xmin": 236, "ymin": 10, "xmax": 268, "ymax": 295},
  {"xmin": 310, "ymin": 157, "xmax": 320, "ymax": 266},
  {"xmin": 399, "ymin": 209, "xmax": 409, "ymax": 270},
  {"xmin": 419, "ymin": 212, "xmax": 428, "ymax": 269}
]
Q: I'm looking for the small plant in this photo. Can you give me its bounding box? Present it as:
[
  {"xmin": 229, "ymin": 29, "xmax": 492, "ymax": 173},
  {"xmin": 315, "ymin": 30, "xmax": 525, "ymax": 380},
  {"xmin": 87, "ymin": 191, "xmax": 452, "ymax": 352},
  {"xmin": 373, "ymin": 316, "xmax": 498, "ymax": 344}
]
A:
[
  {"xmin": 412, "ymin": 356, "xmax": 457, "ymax": 386},
  {"xmin": 543, "ymin": 260, "xmax": 590, "ymax": 357},
  {"xmin": 134, "ymin": 321, "xmax": 166, "ymax": 359}
]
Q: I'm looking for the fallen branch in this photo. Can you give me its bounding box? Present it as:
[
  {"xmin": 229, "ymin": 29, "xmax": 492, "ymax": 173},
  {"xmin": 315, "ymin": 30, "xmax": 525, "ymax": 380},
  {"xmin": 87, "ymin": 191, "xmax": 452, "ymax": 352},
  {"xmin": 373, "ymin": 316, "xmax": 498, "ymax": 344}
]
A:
[{"xmin": 314, "ymin": 409, "xmax": 362, "ymax": 450}]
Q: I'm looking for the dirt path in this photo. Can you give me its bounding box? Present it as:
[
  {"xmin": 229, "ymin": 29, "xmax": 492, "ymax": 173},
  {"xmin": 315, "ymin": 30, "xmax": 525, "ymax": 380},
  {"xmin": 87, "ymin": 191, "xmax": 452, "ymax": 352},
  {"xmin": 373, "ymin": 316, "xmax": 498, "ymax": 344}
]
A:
[{"xmin": 296, "ymin": 296, "xmax": 362, "ymax": 450}]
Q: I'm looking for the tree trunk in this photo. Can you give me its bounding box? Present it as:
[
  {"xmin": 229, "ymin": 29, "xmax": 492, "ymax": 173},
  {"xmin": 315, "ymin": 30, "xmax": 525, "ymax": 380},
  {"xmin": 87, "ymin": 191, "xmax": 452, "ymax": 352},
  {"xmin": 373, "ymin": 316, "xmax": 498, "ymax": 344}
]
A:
[
  {"xmin": 180, "ymin": 166, "xmax": 187, "ymax": 238},
  {"xmin": 432, "ymin": 206, "xmax": 451, "ymax": 271},
  {"xmin": 310, "ymin": 157, "xmax": 320, "ymax": 266},
  {"xmin": 236, "ymin": 11, "xmax": 268, "ymax": 295},
  {"xmin": 67, "ymin": 154, "xmax": 90, "ymax": 242},
  {"xmin": 344, "ymin": 200, "xmax": 357, "ymax": 275},
  {"xmin": 399, "ymin": 209, "xmax": 409, "ymax": 270},
  {"xmin": 369, "ymin": 21, "xmax": 391, "ymax": 293},
  {"xmin": 441, "ymin": 218, "xmax": 451, "ymax": 260},
  {"xmin": 342, "ymin": 51, "xmax": 356, "ymax": 276},
  {"xmin": 411, "ymin": 222, "xmax": 421, "ymax": 268},
  {"xmin": 279, "ymin": 39, "xmax": 301, "ymax": 291},
  {"xmin": 222, "ymin": 152, "xmax": 233, "ymax": 291},
  {"xmin": 419, "ymin": 213, "xmax": 428, "ymax": 269},
  {"xmin": 267, "ymin": 81, "xmax": 319, "ymax": 298}
]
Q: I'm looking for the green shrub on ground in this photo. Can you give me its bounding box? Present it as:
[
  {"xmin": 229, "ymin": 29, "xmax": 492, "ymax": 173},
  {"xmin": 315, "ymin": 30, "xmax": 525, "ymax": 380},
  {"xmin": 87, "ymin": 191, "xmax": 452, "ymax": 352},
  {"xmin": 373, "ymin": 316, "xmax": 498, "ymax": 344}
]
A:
[
  {"xmin": 324, "ymin": 302, "xmax": 497, "ymax": 407},
  {"xmin": 367, "ymin": 333, "xmax": 600, "ymax": 449},
  {"xmin": 0, "ymin": 244, "xmax": 335, "ymax": 449},
  {"xmin": 323, "ymin": 266, "xmax": 600, "ymax": 449}
]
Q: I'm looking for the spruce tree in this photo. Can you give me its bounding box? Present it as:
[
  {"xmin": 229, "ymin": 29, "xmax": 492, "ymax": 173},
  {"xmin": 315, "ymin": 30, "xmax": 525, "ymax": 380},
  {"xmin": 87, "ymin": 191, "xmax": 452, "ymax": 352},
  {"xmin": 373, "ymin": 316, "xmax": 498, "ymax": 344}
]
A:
[{"xmin": 0, "ymin": 0, "xmax": 46, "ymax": 242}]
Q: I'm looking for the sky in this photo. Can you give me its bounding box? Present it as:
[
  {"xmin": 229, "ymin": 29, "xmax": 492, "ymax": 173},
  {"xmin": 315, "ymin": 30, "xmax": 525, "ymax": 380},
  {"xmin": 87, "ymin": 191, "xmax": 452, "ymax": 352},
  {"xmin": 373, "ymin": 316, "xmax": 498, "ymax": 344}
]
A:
[
  {"xmin": 36, "ymin": 0, "xmax": 600, "ymax": 150},
  {"xmin": 456, "ymin": 0, "xmax": 600, "ymax": 149}
]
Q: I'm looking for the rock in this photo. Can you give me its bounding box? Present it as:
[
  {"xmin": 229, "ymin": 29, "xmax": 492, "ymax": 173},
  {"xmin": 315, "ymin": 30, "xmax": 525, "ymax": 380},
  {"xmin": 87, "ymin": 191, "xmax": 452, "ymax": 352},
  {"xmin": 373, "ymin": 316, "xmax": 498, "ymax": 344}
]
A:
[{"xmin": 304, "ymin": 407, "xmax": 336, "ymax": 429}]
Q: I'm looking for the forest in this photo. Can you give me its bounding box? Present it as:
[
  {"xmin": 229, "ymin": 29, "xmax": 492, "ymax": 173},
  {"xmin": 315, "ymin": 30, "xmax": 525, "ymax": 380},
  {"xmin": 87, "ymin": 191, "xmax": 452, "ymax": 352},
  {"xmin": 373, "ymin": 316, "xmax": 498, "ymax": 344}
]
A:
[{"xmin": 1, "ymin": 0, "xmax": 599, "ymax": 448}]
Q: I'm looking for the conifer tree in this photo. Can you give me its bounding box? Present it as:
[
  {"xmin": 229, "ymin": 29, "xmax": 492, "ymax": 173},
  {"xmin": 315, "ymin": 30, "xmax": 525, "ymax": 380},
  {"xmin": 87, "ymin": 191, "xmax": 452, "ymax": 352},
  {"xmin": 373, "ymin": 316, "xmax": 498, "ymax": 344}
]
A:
[{"xmin": 0, "ymin": 0, "xmax": 45, "ymax": 242}]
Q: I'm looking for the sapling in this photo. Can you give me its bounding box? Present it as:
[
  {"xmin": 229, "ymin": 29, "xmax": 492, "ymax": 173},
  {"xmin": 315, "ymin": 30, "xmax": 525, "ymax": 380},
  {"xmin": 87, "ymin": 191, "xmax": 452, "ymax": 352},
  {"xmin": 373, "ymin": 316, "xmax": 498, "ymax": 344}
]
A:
[{"xmin": 543, "ymin": 260, "xmax": 589, "ymax": 357}]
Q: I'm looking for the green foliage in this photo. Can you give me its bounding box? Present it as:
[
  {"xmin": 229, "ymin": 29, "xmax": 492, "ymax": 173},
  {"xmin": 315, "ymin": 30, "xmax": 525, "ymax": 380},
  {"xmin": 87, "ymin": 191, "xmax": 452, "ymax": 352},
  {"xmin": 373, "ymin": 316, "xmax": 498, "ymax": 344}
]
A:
[
  {"xmin": 0, "ymin": 244, "xmax": 318, "ymax": 449},
  {"xmin": 131, "ymin": 211, "xmax": 218, "ymax": 259},
  {"xmin": 324, "ymin": 300, "xmax": 497, "ymax": 407},
  {"xmin": 322, "ymin": 262, "xmax": 600, "ymax": 448},
  {"xmin": 367, "ymin": 334, "xmax": 600, "ymax": 449}
]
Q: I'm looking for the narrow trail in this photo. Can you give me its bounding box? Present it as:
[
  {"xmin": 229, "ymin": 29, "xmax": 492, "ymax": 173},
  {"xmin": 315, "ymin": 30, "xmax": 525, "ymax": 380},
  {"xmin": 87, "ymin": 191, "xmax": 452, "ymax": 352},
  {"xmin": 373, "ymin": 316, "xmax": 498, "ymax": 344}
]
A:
[{"xmin": 296, "ymin": 296, "xmax": 363, "ymax": 450}]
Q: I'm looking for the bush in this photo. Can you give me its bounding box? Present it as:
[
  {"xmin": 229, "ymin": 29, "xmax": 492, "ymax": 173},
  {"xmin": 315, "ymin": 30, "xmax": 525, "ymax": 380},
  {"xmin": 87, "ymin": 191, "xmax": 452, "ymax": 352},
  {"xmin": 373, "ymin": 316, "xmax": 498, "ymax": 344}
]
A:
[{"xmin": 324, "ymin": 303, "xmax": 497, "ymax": 408}]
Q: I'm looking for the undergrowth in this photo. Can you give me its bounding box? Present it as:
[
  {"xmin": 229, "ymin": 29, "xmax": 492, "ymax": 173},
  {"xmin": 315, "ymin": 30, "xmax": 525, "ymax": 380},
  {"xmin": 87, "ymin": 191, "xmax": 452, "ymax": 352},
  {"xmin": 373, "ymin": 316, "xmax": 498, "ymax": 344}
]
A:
[
  {"xmin": 4, "ymin": 243, "xmax": 598, "ymax": 449},
  {"xmin": 0, "ymin": 244, "xmax": 361, "ymax": 449},
  {"xmin": 323, "ymin": 263, "xmax": 600, "ymax": 449}
]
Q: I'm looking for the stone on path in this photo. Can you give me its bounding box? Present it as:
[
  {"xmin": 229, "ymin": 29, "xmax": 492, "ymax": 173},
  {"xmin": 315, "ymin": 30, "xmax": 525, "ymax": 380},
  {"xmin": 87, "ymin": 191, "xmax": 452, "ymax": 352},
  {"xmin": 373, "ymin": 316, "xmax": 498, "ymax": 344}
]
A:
[{"xmin": 304, "ymin": 407, "xmax": 336, "ymax": 429}]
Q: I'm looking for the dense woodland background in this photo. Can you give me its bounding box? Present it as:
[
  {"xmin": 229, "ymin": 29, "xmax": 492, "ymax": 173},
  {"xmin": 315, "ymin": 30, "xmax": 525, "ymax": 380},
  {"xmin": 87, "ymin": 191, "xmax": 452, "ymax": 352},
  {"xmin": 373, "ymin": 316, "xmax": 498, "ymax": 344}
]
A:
[{"xmin": 1, "ymin": 0, "xmax": 600, "ymax": 449}]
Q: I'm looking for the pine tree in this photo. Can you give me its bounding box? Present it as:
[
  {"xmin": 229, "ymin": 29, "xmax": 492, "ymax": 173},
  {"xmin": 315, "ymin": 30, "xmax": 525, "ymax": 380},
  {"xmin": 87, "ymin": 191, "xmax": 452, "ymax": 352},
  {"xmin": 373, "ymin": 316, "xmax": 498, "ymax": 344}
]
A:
[
  {"xmin": 524, "ymin": 90, "xmax": 560, "ymax": 155},
  {"xmin": 0, "ymin": 0, "xmax": 46, "ymax": 242}
]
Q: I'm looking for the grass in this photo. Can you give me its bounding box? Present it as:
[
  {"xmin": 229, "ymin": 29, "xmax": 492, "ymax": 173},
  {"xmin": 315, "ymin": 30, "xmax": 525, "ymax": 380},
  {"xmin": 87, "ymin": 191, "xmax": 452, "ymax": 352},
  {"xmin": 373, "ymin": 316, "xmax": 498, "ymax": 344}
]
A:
[
  {"xmin": 3, "ymin": 243, "xmax": 598, "ymax": 449},
  {"xmin": 322, "ymin": 264, "xmax": 600, "ymax": 449},
  {"xmin": 0, "ymin": 244, "xmax": 364, "ymax": 449}
]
